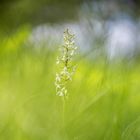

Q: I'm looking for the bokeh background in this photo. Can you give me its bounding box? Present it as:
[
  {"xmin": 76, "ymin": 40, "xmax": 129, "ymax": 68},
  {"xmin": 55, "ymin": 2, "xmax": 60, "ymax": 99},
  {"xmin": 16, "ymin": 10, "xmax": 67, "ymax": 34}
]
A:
[{"xmin": 0, "ymin": 0, "xmax": 140, "ymax": 140}]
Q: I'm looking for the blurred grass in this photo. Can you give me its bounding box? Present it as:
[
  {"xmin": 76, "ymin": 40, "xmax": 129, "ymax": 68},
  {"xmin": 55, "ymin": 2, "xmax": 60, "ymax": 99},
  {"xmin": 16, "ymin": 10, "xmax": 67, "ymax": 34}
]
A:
[{"xmin": 0, "ymin": 27, "xmax": 140, "ymax": 140}]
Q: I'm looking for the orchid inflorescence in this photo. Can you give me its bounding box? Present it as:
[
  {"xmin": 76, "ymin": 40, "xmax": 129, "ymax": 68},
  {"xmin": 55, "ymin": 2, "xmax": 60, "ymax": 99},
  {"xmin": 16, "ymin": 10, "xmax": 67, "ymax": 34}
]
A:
[{"xmin": 55, "ymin": 29, "xmax": 77, "ymax": 97}]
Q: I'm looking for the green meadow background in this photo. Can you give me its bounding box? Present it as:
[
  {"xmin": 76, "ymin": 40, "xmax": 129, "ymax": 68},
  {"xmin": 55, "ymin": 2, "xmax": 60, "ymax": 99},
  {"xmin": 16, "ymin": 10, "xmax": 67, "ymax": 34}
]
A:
[
  {"xmin": 0, "ymin": 26, "xmax": 140, "ymax": 140},
  {"xmin": 0, "ymin": 0, "xmax": 140, "ymax": 140}
]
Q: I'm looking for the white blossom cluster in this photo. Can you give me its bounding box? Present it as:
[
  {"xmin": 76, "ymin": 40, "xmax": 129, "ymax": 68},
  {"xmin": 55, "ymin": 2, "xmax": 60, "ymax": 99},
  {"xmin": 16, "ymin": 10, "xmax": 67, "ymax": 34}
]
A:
[{"xmin": 55, "ymin": 29, "xmax": 77, "ymax": 97}]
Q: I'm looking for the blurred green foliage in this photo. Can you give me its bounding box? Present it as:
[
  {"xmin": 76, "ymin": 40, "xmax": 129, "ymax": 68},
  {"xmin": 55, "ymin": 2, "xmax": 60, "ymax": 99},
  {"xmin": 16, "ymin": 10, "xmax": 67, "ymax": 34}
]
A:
[
  {"xmin": 0, "ymin": 27, "xmax": 140, "ymax": 140},
  {"xmin": 1, "ymin": 0, "xmax": 140, "ymax": 33},
  {"xmin": 0, "ymin": 0, "xmax": 85, "ymax": 33}
]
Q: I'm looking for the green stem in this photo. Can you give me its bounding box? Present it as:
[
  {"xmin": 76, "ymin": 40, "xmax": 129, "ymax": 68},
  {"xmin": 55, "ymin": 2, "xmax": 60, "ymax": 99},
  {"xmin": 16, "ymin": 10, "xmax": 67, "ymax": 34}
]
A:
[{"xmin": 62, "ymin": 96, "xmax": 65, "ymax": 128}]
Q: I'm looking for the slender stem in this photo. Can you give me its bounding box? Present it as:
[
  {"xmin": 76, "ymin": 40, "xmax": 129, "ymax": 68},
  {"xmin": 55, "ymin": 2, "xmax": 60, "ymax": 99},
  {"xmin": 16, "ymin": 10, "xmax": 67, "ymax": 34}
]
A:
[
  {"xmin": 62, "ymin": 96, "xmax": 65, "ymax": 127},
  {"xmin": 65, "ymin": 47, "xmax": 69, "ymax": 67}
]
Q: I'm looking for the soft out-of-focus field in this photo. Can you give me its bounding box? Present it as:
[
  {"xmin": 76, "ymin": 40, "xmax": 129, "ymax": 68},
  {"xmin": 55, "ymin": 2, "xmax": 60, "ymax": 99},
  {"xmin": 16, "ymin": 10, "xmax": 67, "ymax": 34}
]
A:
[{"xmin": 0, "ymin": 28, "xmax": 140, "ymax": 140}]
